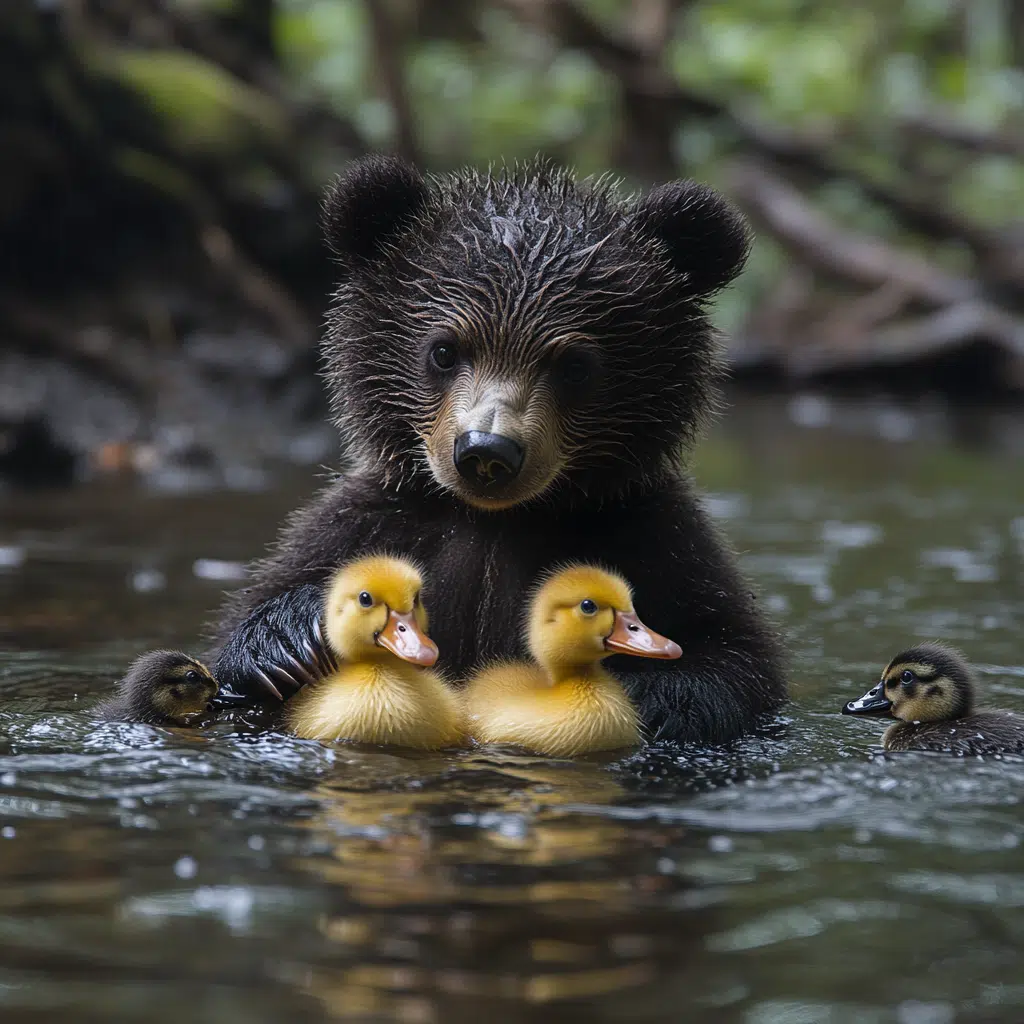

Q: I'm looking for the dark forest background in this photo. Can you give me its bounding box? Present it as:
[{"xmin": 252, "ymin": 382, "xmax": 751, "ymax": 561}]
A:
[{"xmin": 4, "ymin": 0, "xmax": 1024, "ymax": 486}]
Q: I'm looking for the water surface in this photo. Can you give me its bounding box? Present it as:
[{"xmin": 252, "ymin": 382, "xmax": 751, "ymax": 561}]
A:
[{"xmin": 1, "ymin": 394, "xmax": 1022, "ymax": 1023}]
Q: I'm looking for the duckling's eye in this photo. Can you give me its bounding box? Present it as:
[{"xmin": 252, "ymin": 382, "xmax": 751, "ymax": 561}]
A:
[
  {"xmin": 184, "ymin": 670, "xmax": 200, "ymax": 684},
  {"xmin": 358, "ymin": 591, "xmax": 374, "ymax": 608},
  {"xmin": 901, "ymin": 669, "xmax": 915, "ymax": 685},
  {"xmin": 580, "ymin": 599, "xmax": 598, "ymax": 616}
]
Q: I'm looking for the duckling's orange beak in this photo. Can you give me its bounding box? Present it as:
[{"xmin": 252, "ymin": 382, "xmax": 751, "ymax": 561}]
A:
[
  {"xmin": 375, "ymin": 609, "xmax": 439, "ymax": 667},
  {"xmin": 604, "ymin": 611, "xmax": 682, "ymax": 660}
]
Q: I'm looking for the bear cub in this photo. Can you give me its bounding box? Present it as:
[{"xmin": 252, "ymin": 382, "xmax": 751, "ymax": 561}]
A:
[{"xmin": 208, "ymin": 156, "xmax": 786, "ymax": 745}]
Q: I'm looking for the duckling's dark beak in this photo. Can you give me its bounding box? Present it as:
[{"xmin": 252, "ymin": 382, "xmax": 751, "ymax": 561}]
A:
[
  {"xmin": 842, "ymin": 682, "xmax": 893, "ymax": 716},
  {"xmin": 376, "ymin": 609, "xmax": 439, "ymax": 667},
  {"xmin": 604, "ymin": 611, "xmax": 682, "ymax": 660}
]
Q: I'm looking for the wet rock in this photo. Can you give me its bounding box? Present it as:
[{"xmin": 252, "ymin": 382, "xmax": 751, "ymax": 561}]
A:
[
  {"xmin": 183, "ymin": 329, "xmax": 294, "ymax": 379},
  {"xmin": 0, "ymin": 416, "xmax": 77, "ymax": 488}
]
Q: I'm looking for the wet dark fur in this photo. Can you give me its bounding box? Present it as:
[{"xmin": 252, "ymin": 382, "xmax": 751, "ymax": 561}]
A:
[
  {"xmin": 885, "ymin": 713, "xmax": 1024, "ymax": 756},
  {"xmin": 96, "ymin": 649, "xmax": 205, "ymax": 725},
  {"xmin": 320, "ymin": 159, "xmax": 753, "ymax": 492},
  {"xmin": 207, "ymin": 157, "xmax": 786, "ymax": 745}
]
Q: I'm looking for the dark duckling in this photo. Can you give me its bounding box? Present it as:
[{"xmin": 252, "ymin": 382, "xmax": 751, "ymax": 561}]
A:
[
  {"xmin": 842, "ymin": 642, "xmax": 1024, "ymax": 756},
  {"xmin": 97, "ymin": 650, "xmax": 221, "ymax": 726}
]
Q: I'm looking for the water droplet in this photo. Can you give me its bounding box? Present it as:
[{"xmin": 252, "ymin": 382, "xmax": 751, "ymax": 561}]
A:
[
  {"xmin": 788, "ymin": 394, "xmax": 831, "ymax": 428},
  {"xmin": 174, "ymin": 856, "xmax": 197, "ymax": 879},
  {"xmin": 130, "ymin": 569, "xmax": 165, "ymax": 593},
  {"xmin": 497, "ymin": 815, "xmax": 529, "ymax": 840},
  {"xmin": 897, "ymin": 1000, "xmax": 955, "ymax": 1024},
  {"xmin": 822, "ymin": 521, "xmax": 883, "ymax": 548},
  {"xmin": 877, "ymin": 408, "xmax": 915, "ymax": 442},
  {"xmin": 0, "ymin": 546, "xmax": 25, "ymax": 569},
  {"xmin": 192, "ymin": 559, "xmax": 247, "ymax": 582}
]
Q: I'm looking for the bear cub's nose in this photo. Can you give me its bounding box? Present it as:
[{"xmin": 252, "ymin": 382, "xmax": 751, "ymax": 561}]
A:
[{"xmin": 453, "ymin": 431, "xmax": 525, "ymax": 487}]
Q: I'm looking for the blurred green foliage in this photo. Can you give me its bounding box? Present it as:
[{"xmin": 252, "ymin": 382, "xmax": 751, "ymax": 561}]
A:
[
  {"xmin": 94, "ymin": 47, "xmax": 289, "ymax": 155},
  {"xmin": 263, "ymin": 0, "xmax": 1024, "ymax": 329},
  {"xmin": 276, "ymin": 0, "xmax": 618, "ymax": 169},
  {"xmin": 272, "ymin": 0, "xmax": 1024, "ymax": 176},
  {"xmin": 8, "ymin": 0, "xmax": 1024, "ymax": 353}
]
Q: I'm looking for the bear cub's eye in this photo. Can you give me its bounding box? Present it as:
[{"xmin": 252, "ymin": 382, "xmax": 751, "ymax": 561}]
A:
[
  {"xmin": 553, "ymin": 349, "xmax": 599, "ymax": 400},
  {"xmin": 580, "ymin": 599, "xmax": 598, "ymax": 615},
  {"xmin": 358, "ymin": 591, "xmax": 374, "ymax": 608},
  {"xmin": 556, "ymin": 350, "xmax": 595, "ymax": 386},
  {"xmin": 429, "ymin": 339, "xmax": 458, "ymax": 371}
]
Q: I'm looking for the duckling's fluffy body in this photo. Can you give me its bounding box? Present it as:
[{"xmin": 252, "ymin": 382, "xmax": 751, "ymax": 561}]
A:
[
  {"xmin": 288, "ymin": 660, "xmax": 463, "ymax": 748},
  {"xmin": 97, "ymin": 650, "xmax": 219, "ymax": 726},
  {"xmin": 882, "ymin": 713, "xmax": 1024, "ymax": 756},
  {"xmin": 844, "ymin": 642, "xmax": 1024, "ymax": 756},
  {"xmin": 286, "ymin": 556, "xmax": 462, "ymax": 749},
  {"xmin": 465, "ymin": 565, "xmax": 681, "ymax": 757},
  {"xmin": 466, "ymin": 662, "xmax": 641, "ymax": 757}
]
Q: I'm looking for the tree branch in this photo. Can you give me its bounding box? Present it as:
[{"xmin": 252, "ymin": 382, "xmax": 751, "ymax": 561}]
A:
[
  {"xmin": 789, "ymin": 302, "xmax": 1024, "ymax": 376},
  {"xmin": 901, "ymin": 110, "xmax": 1024, "ymax": 159},
  {"xmin": 730, "ymin": 163, "xmax": 976, "ymax": 305},
  {"xmin": 500, "ymin": 0, "xmax": 1021, "ymax": 295},
  {"xmin": 365, "ymin": 0, "xmax": 421, "ymax": 166},
  {"xmin": 731, "ymin": 163, "xmax": 1024, "ymax": 380}
]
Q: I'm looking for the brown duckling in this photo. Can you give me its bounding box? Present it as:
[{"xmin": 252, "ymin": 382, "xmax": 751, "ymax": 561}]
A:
[
  {"xmin": 285, "ymin": 555, "xmax": 463, "ymax": 749},
  {"xmin": 842, "ymin": 642, "xmax": 1024, "ymax": 756},
  {"xmin": 97, "ymin": 650, "xmax": 220, "ymax": 726},
  {"xmin": 463, "ymin": 564, "xmax": 682, "ymax": 757}
]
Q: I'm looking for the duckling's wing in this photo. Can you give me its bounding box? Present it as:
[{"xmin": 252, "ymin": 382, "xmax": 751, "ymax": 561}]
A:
[
  {"xmin": 964, "ymin": 711, "xmax": 1024, "ymax": 755},
  {"xmin": 901, "ymin": 714, "xmax": 1024, "ymax": 756}
]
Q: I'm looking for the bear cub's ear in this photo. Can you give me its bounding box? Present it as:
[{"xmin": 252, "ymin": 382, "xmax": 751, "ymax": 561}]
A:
[
  {"xmin": 322, "ymin": 155, "xmax": 429, "ymax": 273},
  {"xmin": 632, "ymin": 180, "xmax": 752, "ymax": 296}
]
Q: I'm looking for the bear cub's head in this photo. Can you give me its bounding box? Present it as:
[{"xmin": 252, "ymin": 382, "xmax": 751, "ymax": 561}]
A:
[{"xmin": 322, "ymin": 156, "xmax": 750, "ymax": 511}]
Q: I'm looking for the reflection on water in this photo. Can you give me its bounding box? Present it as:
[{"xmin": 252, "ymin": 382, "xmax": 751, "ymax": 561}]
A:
[{"xmin": 1, "ymin": 394, "xmax": 1023, "ymax": 1022}]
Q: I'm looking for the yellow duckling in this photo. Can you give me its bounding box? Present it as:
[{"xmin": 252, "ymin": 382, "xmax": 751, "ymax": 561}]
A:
[
  {"xmin": 464, "ymin": 564, "xmax": 682, "ymax": 757},
  {"xmin": 285, "ymin": 555, "xmax": 463, "ymax": 749}
]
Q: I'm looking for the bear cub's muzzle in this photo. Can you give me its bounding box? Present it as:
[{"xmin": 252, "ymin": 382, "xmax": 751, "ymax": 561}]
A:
[{"xmin": 453, "ymin": 431, "xmax": 526, "ymax": 488}]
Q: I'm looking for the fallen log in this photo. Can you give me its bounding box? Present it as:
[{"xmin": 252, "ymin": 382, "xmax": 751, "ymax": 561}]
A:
[
  {"xmin": 730, "ymin": 163, "xmax": 976, "ymax": 306},
  {"xmin": 731, "ymin": 163, "xmax": 1024, "ymax": 386}
]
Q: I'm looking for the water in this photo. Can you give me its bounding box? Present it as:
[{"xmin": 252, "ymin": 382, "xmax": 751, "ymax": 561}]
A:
[{"xmin": 1, "ymin": 394, "xmax": 1023, "ymax": 1023}]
